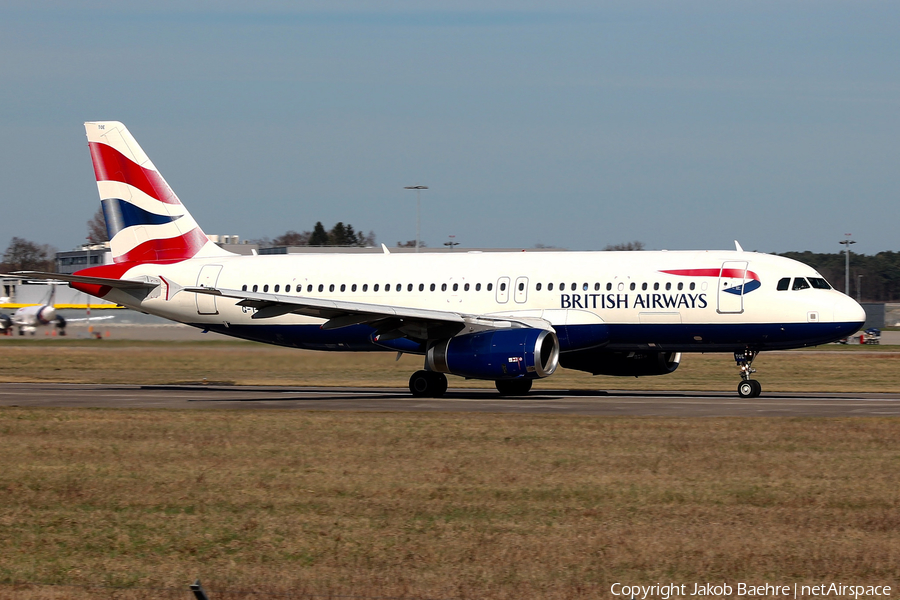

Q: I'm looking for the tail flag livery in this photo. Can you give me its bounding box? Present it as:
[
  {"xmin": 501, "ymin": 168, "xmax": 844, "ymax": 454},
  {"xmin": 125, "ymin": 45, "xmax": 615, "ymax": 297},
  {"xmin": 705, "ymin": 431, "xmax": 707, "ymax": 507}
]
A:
[{"xmin": 85, "ymin": 121, "xmax": 230, "ymax": 264}]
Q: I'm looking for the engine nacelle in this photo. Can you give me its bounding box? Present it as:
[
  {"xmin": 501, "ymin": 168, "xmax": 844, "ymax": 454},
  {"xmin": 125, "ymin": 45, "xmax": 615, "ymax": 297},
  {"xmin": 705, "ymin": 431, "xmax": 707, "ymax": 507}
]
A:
[
  {"xmin": 427, "ymin": 328, "xmax": 560, "ymax": 380},
  {"xmin": 560, "ymin": 349, "xmax": 681, "ymax": 377}
]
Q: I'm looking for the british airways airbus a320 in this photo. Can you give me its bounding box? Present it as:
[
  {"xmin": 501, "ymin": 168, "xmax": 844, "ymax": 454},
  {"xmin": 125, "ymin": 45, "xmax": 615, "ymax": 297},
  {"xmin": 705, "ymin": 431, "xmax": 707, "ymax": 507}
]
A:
[{"xmin": 8, "ymin": 122, "xmax": 865, "ymax": 398}]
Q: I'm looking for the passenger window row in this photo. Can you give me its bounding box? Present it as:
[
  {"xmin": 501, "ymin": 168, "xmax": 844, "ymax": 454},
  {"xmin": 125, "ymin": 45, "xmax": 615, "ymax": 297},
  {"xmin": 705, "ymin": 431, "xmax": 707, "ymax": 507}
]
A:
[
  {"xmin": 239, "ymin": 280, "xmax": 699, "ymax": 294},
  {"xmin": 241, "ymin": 282, "xmax": 494, "ymax": 293}
]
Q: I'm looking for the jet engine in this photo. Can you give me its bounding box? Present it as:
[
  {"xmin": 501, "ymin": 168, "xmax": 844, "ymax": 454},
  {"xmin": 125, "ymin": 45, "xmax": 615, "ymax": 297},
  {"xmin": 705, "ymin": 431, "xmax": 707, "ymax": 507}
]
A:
[
  {"xmin": 426, "ymin": 328, "xmax": 559, "ymax": 380},
  {"xmin": 560, "ymin": 349, "xmax": 681, "ymax": 376}
]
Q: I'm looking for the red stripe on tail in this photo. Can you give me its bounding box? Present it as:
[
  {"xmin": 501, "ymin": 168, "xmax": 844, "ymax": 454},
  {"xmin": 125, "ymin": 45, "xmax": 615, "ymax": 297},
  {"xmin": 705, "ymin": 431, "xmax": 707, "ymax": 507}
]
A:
[
  {"xmin": 113, "ymin": 227, "xmax": 209, "ymax": 264},
  {"xmin": 89, "ymin": 142, "xmax": 181, "ymax": 205}
]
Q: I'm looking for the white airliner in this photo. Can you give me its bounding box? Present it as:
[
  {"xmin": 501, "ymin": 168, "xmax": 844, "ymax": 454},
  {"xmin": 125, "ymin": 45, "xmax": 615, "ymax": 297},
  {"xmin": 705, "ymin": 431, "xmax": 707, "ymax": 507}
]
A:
[
  {"xmin": 6, "ymin": 122, "xmax": 865, "ymax": 397},
  {"xmin": 0, "ymin": 286, "xmax": 67, "ymax": 336}
]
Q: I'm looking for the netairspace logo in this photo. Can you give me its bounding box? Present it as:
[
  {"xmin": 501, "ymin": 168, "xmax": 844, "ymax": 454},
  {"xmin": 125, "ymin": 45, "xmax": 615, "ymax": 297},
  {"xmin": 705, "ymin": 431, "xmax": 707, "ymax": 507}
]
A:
[{"xmin": 610, "ymin": 582, "xmax": 892, "ymax": 599}]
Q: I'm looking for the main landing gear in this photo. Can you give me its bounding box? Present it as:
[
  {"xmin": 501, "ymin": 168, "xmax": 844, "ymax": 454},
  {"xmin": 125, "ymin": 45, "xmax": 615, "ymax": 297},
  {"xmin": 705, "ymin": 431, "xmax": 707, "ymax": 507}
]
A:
[
  {"xmin": 734, "ymin": 349, "xmax": 762, "ymax": 398},
  {"xmin": 495, "ymin": 379, "xmax": 533, "ymax": 396},
  {"xmin": 409, "ymin": 370, "xmax": 448, "ymax": 398}
]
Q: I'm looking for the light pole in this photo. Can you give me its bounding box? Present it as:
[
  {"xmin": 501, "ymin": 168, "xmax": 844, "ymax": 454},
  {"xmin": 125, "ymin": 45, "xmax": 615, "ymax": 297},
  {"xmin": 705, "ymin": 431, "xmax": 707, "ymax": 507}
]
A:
[
  {"xmin": 857, "ymin": 274, "xmax": 863, "ymax": 303},
  {"xmin": 839, "ymin": 234, "xmax": 856, "ymax": 296},
  {"xmin": 403, "ymin": 186, "xmax": 428, "ymax": 252}
]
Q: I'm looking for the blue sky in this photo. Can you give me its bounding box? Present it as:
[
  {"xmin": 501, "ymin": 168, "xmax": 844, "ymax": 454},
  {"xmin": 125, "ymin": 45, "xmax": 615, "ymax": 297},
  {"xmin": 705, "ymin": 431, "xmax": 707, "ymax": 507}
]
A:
[{"xmin": 1, "ymin": 1, "xmax": 898, "ymax": 255}]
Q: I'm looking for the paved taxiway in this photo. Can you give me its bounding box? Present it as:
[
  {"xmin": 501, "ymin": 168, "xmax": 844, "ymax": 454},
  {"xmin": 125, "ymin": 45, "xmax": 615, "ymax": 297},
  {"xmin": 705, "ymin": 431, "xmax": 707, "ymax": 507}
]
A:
[{"xmin": 2, "ymin": 383, "xmax": 900, "ymax": 416}]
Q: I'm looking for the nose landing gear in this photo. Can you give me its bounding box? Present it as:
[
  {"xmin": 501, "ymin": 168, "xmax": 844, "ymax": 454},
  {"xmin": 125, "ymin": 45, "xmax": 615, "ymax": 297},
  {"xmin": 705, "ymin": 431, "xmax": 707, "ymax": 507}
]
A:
[{"xmin": 734, "ymin": 350, "xmax": 761, "ymax": 398}]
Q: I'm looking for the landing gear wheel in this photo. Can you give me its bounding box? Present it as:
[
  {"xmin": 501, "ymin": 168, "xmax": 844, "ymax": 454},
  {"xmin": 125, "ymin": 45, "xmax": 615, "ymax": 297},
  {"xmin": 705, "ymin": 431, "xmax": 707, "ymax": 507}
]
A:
[
  {"xmin": 737, "ymin": 379, "xmax": 762, "ymax": 398},
  {"xmin": 409, "ymin": 370, "xmax": 448, "ymax": 398},
  {"xmin": 495, "ymin": 379, "xmax": 533, "ymax": 396}
]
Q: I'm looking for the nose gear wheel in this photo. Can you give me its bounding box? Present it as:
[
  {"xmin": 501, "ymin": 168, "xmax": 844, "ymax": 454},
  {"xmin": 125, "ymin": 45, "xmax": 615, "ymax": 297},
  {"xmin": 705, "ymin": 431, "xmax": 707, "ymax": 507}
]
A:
[{"xmin": 734, "ymin": 349, "xmax": 761, "ymax": 398}]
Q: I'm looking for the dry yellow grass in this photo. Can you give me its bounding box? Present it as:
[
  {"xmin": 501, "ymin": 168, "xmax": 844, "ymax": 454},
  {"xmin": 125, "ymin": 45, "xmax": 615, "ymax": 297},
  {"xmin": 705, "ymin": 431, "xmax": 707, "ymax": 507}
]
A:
[
  {"xmin": 0, "ymin": 340, "xmax": 898, "ymax": 392},
  {"xmin": 0, "ymin": 409, "xmax": 899, "ymax": 599}
]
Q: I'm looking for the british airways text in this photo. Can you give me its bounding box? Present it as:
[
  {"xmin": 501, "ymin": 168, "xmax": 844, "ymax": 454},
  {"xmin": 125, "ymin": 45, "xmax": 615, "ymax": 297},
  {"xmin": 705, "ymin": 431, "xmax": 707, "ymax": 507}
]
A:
[{"xmin": 560, "ymin": 293, "xmax": 709, "ymax": 310}]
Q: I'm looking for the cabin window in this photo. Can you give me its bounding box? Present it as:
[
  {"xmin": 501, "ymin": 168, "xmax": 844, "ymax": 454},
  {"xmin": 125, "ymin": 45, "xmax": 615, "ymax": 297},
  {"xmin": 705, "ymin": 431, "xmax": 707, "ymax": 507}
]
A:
[
  {"xmin": 362, "ymin": 284, "xmax": 368, "ymax": 292},
  {"xmin": 442, "ymin": 283, "xmax": 447, "ymax": 291},
  {"xmin": 594, "ymin": 283, "xmax": 601, "ymax": 291},
  {"xmin": 642, "ymin": 283, "xmax": 648, "ymax": 291},
  {"xmin": 307, "ymin": 284, "xmax": 313, "ymax": 292},
  {"xmin": 465, "ymin": 283, "xmax": 470, "ymax": 291},
  {"xmin": 374, "ymin": 284, "xmax": 380, "ymax": 292},
  {"xmin": 352, "ymin": 284, "xmax": 357, "ymax": 292},
  {"xmin": 548, "ymin": 283, "xmax": 554, "ymax": 291},
  {"xmin": 385, "ymin": 284, "xmax": 391, "ymax": 292},
  {"xmin": 263, "ymin": 284, "xmax": 269, "ymax": 292},
  {"xmin": 252, "ymin": 284, "xmax": 258, "ymax": 292},
  {"xmin": 242, "ymin": 285, "xmax": 247, "ymax": 291},
  {"xmin": 536, "ymin": 283, "xmax": 542, "ymax": 291},
  {"xmin": 654, "ymin": 283, "xmax": 660, "ymax": 290},
  {"xmin": 629, "ymin": 283, "xmax": 636, "ymax": 291},
  {"xmin": 329, "ymin": 284, "xmax": 335, "ymax": 292},
  {"xmin": 518, "ymin": 282, "xmax": 524, "ymax": 291},
  {"xmin": 501, "ymin": 282, "xmax": 507, "ymax": 291},
  {"xmin": 677, "ymin": 282, "xmax": 683, "ymax": 291},
  {"xmin": 274, "ymin": 285, "xmax": 280, "ymax": 292},
  {"xmin": 571, "ymin": 283, "xmax": 577, "ymax": 291},
  {"xmin": 476, "ymin": 283, "xmax": 482, "ymax": 291},
  {"xmin": 419, "ymin": 283, "xmax": 425, "ymax": 292},
  {"xmin": 487, "ymin": 283, "xmax": 493, "ymax": 291},
  {"xmin": 340, "ymin": 284, "xmax": 346, "ymax": 292},
  {"xmin": 406, "ymin": 283, "xmax": 412, "ymax": 292},
  {"xmin": 287, "ymin": 284, "xmax": 293, "ymax": 292},
  {"xmin": 453, "ymin": 283, "xmax": 459, "ymax": 291},
  {"xmin": 809, "ymin": 278, "xmax": 832, "ymax": 290},
  {"xmin": 665, "ymin": 282, "xmax": 671, "ymax": 291},
  {"xmin": 582, "ymin": 283, "xmax": 588, "ymax": 291},
  {"xmin": 430, "ymin": 283, "xmax": 436, "ymax": 291},
  {"xmin": 792, "ymin": 278, "xmax": 810, "ymax": 291},
  {"xmin": 397, "ymin": 283, "xmax": 402, "ymax": 291},
  {"xmin": 690, "ymin": 282, "xmax": 696, "ymax": 291},
  {"xmin": 617, "ymin": 282, "xmax": 625, "ymax": 291},
  {"xmin": 606, "ymin": 283, "xmax": 612, "ymax": 291}
]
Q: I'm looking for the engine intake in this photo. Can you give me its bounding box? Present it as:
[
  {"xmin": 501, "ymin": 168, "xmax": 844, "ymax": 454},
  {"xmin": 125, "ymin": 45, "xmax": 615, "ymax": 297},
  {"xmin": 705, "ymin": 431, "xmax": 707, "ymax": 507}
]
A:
[
  {"xmin": 560, "ymin": 349, "xmax": 681, "ymax": 377},
  {"xmin": 427, "ymin": 328, "xmax": 559, "ymax": 380}
]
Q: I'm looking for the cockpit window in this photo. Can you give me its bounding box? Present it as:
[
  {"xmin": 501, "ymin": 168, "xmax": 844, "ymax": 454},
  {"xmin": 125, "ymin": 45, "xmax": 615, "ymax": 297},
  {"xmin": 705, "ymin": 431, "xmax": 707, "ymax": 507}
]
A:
[
  {"xmin": 808, "ymin": 277, "xmax": 831, "ymax": 290},
  {"xmin": 776, "ymin": 277, "xmax": 790, "ymax": 291},
  {"xmin": 792, "ymin": 277, "xmax": 811, "ymax": 291}
]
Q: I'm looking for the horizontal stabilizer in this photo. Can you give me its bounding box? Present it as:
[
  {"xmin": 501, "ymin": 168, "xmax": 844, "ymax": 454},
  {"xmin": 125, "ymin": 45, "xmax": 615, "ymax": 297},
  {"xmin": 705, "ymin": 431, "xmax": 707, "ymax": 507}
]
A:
[{"xmin": 3, "ymin": 271, "xmax": 157, "ymax": 290}]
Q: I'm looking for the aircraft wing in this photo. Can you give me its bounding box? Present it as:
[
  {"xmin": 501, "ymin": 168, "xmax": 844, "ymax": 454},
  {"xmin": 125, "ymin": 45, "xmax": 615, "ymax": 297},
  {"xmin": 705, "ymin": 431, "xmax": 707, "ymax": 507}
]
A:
[
  {"xmin": 184, "ymin": 286, "xmax": 552, "ymax": 342},
  {"xmin": 2, "ymin": 271, "xmax": 158, "ymax": 290}
]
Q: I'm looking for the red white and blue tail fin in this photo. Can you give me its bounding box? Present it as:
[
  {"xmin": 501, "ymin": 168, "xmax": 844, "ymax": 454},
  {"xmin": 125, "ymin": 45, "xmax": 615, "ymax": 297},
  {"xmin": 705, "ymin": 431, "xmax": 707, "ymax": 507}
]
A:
[{"xmin": 85, "ymin": 121, "xmax": 232, "ymax": 264}]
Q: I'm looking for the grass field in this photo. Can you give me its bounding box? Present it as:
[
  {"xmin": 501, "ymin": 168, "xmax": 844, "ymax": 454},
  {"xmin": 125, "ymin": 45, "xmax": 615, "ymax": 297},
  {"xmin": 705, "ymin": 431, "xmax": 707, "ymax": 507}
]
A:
[
  {"xmin": 1, "ymin": 341, "xmax": 899, "ymax": 599},
  {"xmin": 1, "ymin": 409, "xmax": 899, "ymax": 599},
  {"xmin": 1, "ymin": 339, "xmax": 899, "ymax": 392}
]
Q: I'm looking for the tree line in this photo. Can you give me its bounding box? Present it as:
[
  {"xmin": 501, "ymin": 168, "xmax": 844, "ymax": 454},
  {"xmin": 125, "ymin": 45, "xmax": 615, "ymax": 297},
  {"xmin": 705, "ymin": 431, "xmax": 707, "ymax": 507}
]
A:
[{"xmin": 5, "ymin": 228, "xmax": 900, "ymax": 302}]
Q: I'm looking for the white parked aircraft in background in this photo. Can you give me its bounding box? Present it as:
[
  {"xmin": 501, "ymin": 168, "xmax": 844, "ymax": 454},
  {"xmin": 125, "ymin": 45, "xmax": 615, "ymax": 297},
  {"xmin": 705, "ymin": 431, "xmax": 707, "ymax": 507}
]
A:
[
  {"xmin": 0, "ymin": 286, "xmax": 66, "ymax": 336},
  {"xmin": 5, "ymin": 122, "xmax": 865, "ymax": 397}
]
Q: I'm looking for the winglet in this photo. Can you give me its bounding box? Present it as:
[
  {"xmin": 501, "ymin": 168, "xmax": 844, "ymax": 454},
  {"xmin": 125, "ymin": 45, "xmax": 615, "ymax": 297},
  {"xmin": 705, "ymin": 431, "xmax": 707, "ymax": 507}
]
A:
[
  {"xmin": 381, "ymin": 244, "xmax": 391, "ymax": 255},
  {"xmin": 734, "ymin": 240, "xmax": 744, "ymax": 252}
]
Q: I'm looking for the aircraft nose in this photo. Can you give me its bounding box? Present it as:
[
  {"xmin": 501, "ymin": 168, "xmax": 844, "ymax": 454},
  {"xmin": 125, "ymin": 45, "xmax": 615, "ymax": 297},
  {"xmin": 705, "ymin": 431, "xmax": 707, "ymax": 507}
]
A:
[{"xmin": 834, "ymin": 295, "xmax": 866, "ymax": 326}]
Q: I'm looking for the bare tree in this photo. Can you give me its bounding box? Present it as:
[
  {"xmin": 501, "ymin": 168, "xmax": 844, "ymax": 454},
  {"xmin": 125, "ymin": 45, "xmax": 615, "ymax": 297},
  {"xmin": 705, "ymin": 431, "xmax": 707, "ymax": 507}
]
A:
[
  {"xmin": 87, "ymin": 206, "xmax": 109, "ymax": 244},
  {"xmin": 604, "ymin": 241, "xmax": 645, "ymax": 251},
  {"xmin": 2, "ymin": 237, "xmax": 57, "ymax": 272},
  {"xmin": 272, "ymin": 230, "xmax": 311, "ymax": 246}
]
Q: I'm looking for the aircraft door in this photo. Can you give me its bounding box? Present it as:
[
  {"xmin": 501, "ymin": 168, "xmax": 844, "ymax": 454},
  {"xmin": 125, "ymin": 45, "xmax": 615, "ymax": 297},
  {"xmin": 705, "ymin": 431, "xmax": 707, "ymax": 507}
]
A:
[
  {"xmin": 196, "ymin": 265, "xmax": 223, "ymax": 315},
  {"xmin": 514, "ymin": 276, "xmax": 529, "ymax": 303},
  {"xmin": 717, "ymin": 261, "xmax": 747, "ymax": 314},
  {"xmin": 496, "ymin": 276, "xmax": 511, "ymax": 303}
]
